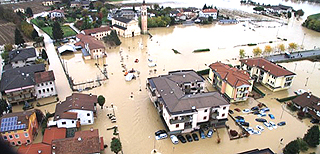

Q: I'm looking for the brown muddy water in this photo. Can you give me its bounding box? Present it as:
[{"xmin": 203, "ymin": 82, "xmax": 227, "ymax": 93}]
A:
[{"xmin": 8, "ymin": 12, "xmax": 320, "ymax": 154}]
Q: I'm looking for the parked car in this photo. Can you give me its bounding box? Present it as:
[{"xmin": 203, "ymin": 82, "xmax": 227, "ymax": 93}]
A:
[
  {"xmin": 155, "ymin": 130, "xmax": 167, "ymax": 140},
  {"xmin": 258, "ymin": 113, "xmax": 266, "ymax": 117},
  {"xmin": 255, "ymin": 118, "xmax": 267, "ymax": 123},
  {"xmin": 256, "ymin": 125, "xmax": 264, "ymax": 132},
  {"xmin": 236, "ymin": 119, "xmax": 245, "ymax": 123},
  {"xmin": 294, "ymin": 89, "xmax": 307, "ymax": 95},
  {"xmin": 252, "ymin": 130, "xmax": 261, "ymax": 135},
  {"xmin": 240, "ymin": 122, "xmax": 250, "ymax": 127},
  {"xmin": 269, "ymin": 121, "xmax": 277, "ymax": 129},
  {"xmin": 170, "ymin": 135, "xmax": 179, "ymax": 144},
  {"xmin": 264, "ymin": 122, "xmax": 273, "ymax": 130},
  {"xmin": 235, "ymin": 116, "xmax": 244, "ymax": 120},
  {"xmin": 277, "ymin": 121, "xmax": 286, "ymax": 126},
  {"xmin": 192, "ymin": 133, "xmax": 199, "ymax": 141},
  {"xmin": 260, "ymin": 108, "xmax": 270, "ymax": 113},
  {"xmin": 199, "ymin": 129, "xmax": 206, "ymax": 139},
  {"xmin": 177, "ymin": 134, "xmax": 187, "ymax": 143},
  {"xmin": 207, "ymin": 129, "xmax": 214, "ymax": 138},
  {"xmin": 228, "ymin": 110, "xmax": 234, "ymax": 114},
  {"xmin": 310, "ymin": 119, "xmax": 319, "ymax": 124},
  {"xmin": 253, "ymin": 111, "xmax": 260, "ymax": 115},
  {"xmin": 268, "ymin": 114, "xmax": 275, "ymax": 119},
  {"xmin": 251, "ymin": 106, "xmax": 259, "ymax": 111},
  {"xmin": 242, "ymin": 109, "xmax": 251, "ymax": 113},
  {"xmin": 245, "ymin": 127, "xmax": 254, "ymax": 135},
  {"xmin": 185, "ymin": 134, "xmax": 193, "ymax": 142},
  {"xmin": 234, "ymin": 108, "xmax": 241, "ymax": 112}
]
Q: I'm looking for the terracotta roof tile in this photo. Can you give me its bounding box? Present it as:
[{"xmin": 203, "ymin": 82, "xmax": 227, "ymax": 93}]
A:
[
  {"xmin": 203, "ymin": 9, "xmax": 217, "ymax": 13},
  {"xmin": 43, "ymin": 127, "xmax": 66, "ymax": 144},
  {"xmin": 34, "ymin": 70, "xmax": 55, "ymax": 84},
  {"xmin": 209, "ymin": 62, "xmax": 251, "ymax": 87},
  {"xmin": 75, "ymin": 34, "xmax": 105, "ymax": 50},
  {"xmin": 83, "ymin": 27, "xmax": 111, "ymax": 35},
  {"xmin": 18, "ymin": 143, "xmax": 51, "ymax": 154},
  {"xmin": 0, "ymin": 110, "xmax": 36, "ymax": 133},
  {"xmin": 292, "ymin": 92, "xmax": 320, "ymax": 109},
  {"xmin": 240, "ymin": 58, "xmax": 295, "ymax": 77}
]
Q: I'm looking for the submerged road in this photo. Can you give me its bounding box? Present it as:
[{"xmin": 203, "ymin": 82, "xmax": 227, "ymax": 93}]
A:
[
  {"xmin": 31, "ymin": 14, "xmax": 72, "ymax": 100},
  {"xmin": 265, "ymin": 49, "xmax": 320, "ymax": 63}
]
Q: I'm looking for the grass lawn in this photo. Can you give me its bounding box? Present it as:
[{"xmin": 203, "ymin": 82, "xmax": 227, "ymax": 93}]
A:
[{"xmin": 41, "ymin": 26, "xmax": 77, "ymax": 38}]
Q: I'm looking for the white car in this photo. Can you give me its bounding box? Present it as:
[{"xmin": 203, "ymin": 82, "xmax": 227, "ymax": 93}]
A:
[
  {"xmin": 269, "ymin": 121, "xmax": 277, "ymax": 129},
  {"xmin": 258, "ymin": 113, "xmax": 266, "ymax": 117},
  {"xmin": 294, "ymin": 89, "xmax": 307, "ymax": 95},
  {"xmin": 252, "ymin": 130, "xmax": 261, "ymax": 135},
  {"xmin": 170, "ymin": 135, "xmax": 179, "ymax": 144},
  {"xmin": 264, "ymin": 122, "xmax": 273, "ymax": 130},
  {"xmin": 148, "ymin": 63, "xmax": 157, "ymax": 67},
  {"xmin": 245, "ymin": 127, "xmax": 254, "ymax": 135},
  {"xmin": 256, "ymin": 125, "xmax": 264, "ymax": 132},
  {"xmin": 242, "ymin": 109, "xmax": 251, "ymax": 113}
]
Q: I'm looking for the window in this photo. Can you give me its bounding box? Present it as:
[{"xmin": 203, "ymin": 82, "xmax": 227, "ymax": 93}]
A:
[
  {"xmin": 72, "ymin": 121, "xmax": 74, "ymax": 124},
  {"xmin": 3, "ymin": 136, "xmax": 7, "ymax": 140},
  {"xmin": 88, "ymin": 120, "xmax": 91, "ymax": 123},
  {"xmin": 203, "ymin": 116, "xmax": 207, "ymax": 120},
  {"xmin": 77, "ymin": 118, "xmax": 80, "ymax": 121},
  {"xmin": 51, "ymin": 88, "xmax": 54, "ymax": 91},
  {"xmin": 62, "ymin": 122, "xmax": 66, "ymax": 125},
  {"xmin": 175, "ymin": 124, "xmax": 179, "ymax": 128},
  {"xmin": 15, "ymin": 134, "xmax": 19, "ymax": 138},
  {"xmin": 17, "ymin": 141, "xmax": 21, "ymax": 145},
  {"xmin": 204, "ymin": 109, "xmax": 208, "ymax": 112},
  {"xmin": 222, "ymin": 113, "xmax": 225, "ymax": 117},
  {"xmin": 24, "ymin": 133, "xmax": 28, "ymax": 137},
  {"xmin": 87, "ymin": 113, "xmax": 90, "ymax": 116},
  {"xmin": 11, "ymin": 142, "xmax": 15, "ymax": 146},
  {"xmin": 46, "ymin": 83, "xmax": 48, "ymax": 85},
  {"xmin": 27, "ymin": 140, "xmax": 30, "ymax": 143},
  {"xmin": 174, "ymin": 117, "xmax": 178, "ymax": 120},
  {"xmin": 50, "ymin": 82, "xmax": 52, "ymax": 84},
  {"xmin": 223, "ymin": 107, "xmax": 226, "ymax": 110},
  {"xmin": 41, "ymin": 83, "xmax": 44, "ymax": 86},
  {"xmin": 47, "ymin": 88, "xmax": 49, "ymax": 92},
  {"xmin": 38, "ymin": 90, "xmax": 41, "ymax": 94},
  {"xmin": 42, "ymin": 89, "xmax": 45, "ymax": 93},
  {"xmin": 9, "ymin": 135, "xmax": 13, "ymax": 139}
]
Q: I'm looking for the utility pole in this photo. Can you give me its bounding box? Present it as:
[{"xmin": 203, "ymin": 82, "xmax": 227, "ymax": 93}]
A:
[
  {"xmin": 305, "ymin": 77, "xmax": 309, "ymax": 86},
  {"xmin": 301, "ymin": 33, "xmax": 306, "ymax": 48}
]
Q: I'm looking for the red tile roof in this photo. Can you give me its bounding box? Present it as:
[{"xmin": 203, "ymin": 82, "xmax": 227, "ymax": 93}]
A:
[
  {"xmin": 209, "ymin": 62, "xmax": 251, "ymax": 87},
  {"xmin": 75, "ymin": 34, "xmax": 105, "ymax": 50},
  {"xmin": 292, "ymin": 92, "xmax": 320, "ymax": 109},
  {"xmin": 240, "ymin": 58, "xmax": 295, "ymax": 77},
  {"xmin": 83, "ymin": 26, "xmax": 111, "ymax": 35},
  {"xmin": 43, "ymin": 127, "xmax": 66, "ymax": 145},
  {"xmin": 18, "ymin": 143, "xmax": 51, "ymax": 154},
  {"xmin": 52, "ymin": 129, "xmax": 103, "ymax": 154},
  {"xmin": 34, "ymin": 70, "xmax": 55, "ymax": 84},
  {"xmin": 203, "ymin": 9, "xmax": 217, "ymax": 13}
]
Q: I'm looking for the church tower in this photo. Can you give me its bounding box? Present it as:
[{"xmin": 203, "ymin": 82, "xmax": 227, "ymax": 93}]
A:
[{"xmin": 141, "ymin": 0, "xmax": 148, "ymax": 34}]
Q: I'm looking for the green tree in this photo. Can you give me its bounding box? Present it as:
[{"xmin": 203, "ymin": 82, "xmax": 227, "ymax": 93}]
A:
[
  {"xmin": 296, "ymin": 138, "xmax": 309, "ymax": 152},
  {"xmin": 89, "ymin": 2, "xmax": 94, "ymax": 9},
  {"xmin": 0, "ymin": 99, "xmax": 9, "ymax": 116},
  {"xmin": 239, "ymin": 49, "xmax": 246, "ymax": 59},
  {"xmin": 81, "ymin": 17, "xmax": 92, "ymax": 30},
  {"xmin": 15, "ymin": 28, "xmax": 25, "ymax": 46},
  {"xmin": 303, "ymin": 125, "xmax": 320, "ymax": 147},
  {"xmin": 296, "ymin": 9, "xmax": 304, "ymax": 17},
  {"xmin": 253, "ymin": 6, "xmax": 265, "ymax": 12},
  {"xmin": 283, "ymin": 140, "xmax": 300, "ymax": 154},
  {"xmin": 288, "ymin": 42, "xmax": 298, "ymax": 52},
  {"xmin": 31, "ymin": 29, "xmax": 39, "ymax": 40},
  {"xmin": 252, "ymin": 47, "xmax": 262, "ymax": 57},
  {"xmin": 52, "ymin": 21, "xmax": 64, "ymax": 40},
  {"xmin": 100, "ymin": 7, "xmax": 108, "ymax": 16},
  {"xmin": 97, "ymin": 95, "xmax": 105, "ymax": 109},
  {"xmin": 41, "ymin": 49, "xmax": 48, "ymax": 60},
  {"xmin": 26, "ymin": 7, "xmax": 33, "ymax": 17},
  {"xmin": 111, "ymin": 138, "xmax": 122, "ymax": 154},
  {"xmin": 203, "ymin": 4, "xmax": 208, "ymax": 10},
  {"xmin": 4, "ymin": 43, "xmax": 13, "ymax": 52}
]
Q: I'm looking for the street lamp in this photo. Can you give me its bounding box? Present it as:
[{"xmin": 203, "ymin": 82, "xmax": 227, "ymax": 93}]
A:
[
  {"xmin": 301, "ymin": 33, "xmax": 306, "ymax": 48},
  {"xmin": 305, "ymin": 77, "xmax": 309, "ymax": 86}
]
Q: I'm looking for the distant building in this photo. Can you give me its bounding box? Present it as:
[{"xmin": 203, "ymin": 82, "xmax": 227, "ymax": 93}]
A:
[
  {"xmin": 48, "ymin": 10, "xmax": 64, "ymax": 19},
  {"xmin": 147, "ymin": 70, "xmax": 229, "ymax": 133},
  {"xmin": 240, "ymin": 58, "xmax": 295, "ymax": 92},
  {"xmin": 292, "ymin": 92, "xmax": 320, "ymax": 120},
  {"xmin": 0, "ymin": 64, "xmax": 46, "ymax": 104},
  {"xmin": 34, "ymin": 70, "xmax": 57, "ymax": 99},
  {"xmin": 121, "ymin": 9, "xmax": 136, "ymax": 19},
  {"xmin": 0, "ymin": 110, "xmax": 41, "ymax": 146},
  {"xmin": 52, "ymin": 129, "xmax": 104, "ymax": 154},
  {"xmin": 140, "ymin": 0, "xmax": 148, "ymax": 34},
  {"xmin": 82, "ymin": 27, "xmax": 112, "ymax": 40},
  {"xmin": 111, "ymin": 17, "xmax": 141, "ymax": 38},
  {"xmin": 209, "ymin": 62, "xmax": 253, "ymax": 102},
  {"xmin": 8, "ymin": 48, "xmax": 37, "ymax": 69},
  {"xmin": 53, "ymin": 93, "xmax": 97, "ymax": 128},
  {"xmin": 75, "ymin": 34, "xmax": 106, "ymax": 59},
  {"xmin": 13, "ymin": 7, "xmax": 25, "ymax": 13},
  {"xmin": 199, "ymin": 9, "xmax": 218, "ymax": 19},
  {"xmin": 42, "ymin": 0, "xmax": 61, "ymax": 6}
]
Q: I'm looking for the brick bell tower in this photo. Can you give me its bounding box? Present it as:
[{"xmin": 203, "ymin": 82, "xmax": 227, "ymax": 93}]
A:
[{"xmin": 141, "ymin": 0, "xmax": 148, "ymax": 34}]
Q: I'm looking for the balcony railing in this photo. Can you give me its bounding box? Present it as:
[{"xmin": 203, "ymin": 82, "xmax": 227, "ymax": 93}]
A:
[{"xmin": 170, "ymin": 116, "xmax": 192, "ymax": 124}]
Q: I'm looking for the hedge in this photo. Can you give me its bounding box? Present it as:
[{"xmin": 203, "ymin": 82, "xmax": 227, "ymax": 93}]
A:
[
  {"xmin": 193, "ymin": 48, "xmax": 210, "ymax": 53},
  {"xmin": 276, "ymin": 95, "xmax": 297, "ymax": 102},
  {"xmin": 197, "ymin": 69, "xmax": 210, "ymax": 75}
]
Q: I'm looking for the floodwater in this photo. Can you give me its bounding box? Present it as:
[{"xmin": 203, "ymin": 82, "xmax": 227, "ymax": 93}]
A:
[{"xmin": 8, "ymin": 1, "xmax": 320, "ymax": 153}]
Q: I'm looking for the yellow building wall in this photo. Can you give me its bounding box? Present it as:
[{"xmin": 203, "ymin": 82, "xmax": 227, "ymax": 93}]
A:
[{"xmin": 225, "ymin": 83, "xmax": 234, "ymax": 100}]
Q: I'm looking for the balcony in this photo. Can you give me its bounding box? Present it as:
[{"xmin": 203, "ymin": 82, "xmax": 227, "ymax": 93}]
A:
[{"xmin": 170, "ymin": 116, "xmax": 193, "ymax": 124}]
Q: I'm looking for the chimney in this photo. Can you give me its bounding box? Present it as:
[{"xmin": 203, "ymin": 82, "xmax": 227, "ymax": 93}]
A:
[
  {"xmin": 78, "ymin": 137, "xmax": 82, "ymax": 141},
  {"xmin": 38, "ymin": 150, "xmax": 42, "ymax": 154},
  {"xmin": 90, "ymin": 127, "xmax": 94, "ymax": 132}
]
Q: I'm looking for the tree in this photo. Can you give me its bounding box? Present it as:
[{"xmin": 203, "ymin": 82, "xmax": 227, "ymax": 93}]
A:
[
  {"xmin": 4, "ymin": 43, "xmax": 13, "ymax": 52},
  {"xmin": 89, "ymin": 2, "xmax": 94, "ymax": 9},
  {"xmin": 15, "ymin": 28, "xmax": 25, "ymax": 46},
  {"xmin": 288, "ymin": 42, "xmax": 298, "ymax": 52},
  {"xmin": 264, "ymin": 45, "xmax": 273, "ymax": 55},
  {"xmin": 277, "ymin": 44, "xmax": 285, "ymax": 53},
  {"xmin": 296, "ymin": 138, "xmax": 308, "ymax": 152},
  {"xmin": 26, "ymin": 7, "xmax": 33, "ymax": 17},
  {"xmin": 31, "ymin": 29, "xmax": 39, "ymax": 40},
  {"xmin": 239, "ymin": 49, "xmax": 246, "ymax": 58},
  {"xmin": 288, "ymin": 11, "xmax": 292, "ymax": 18},
  {"xmin": 41, "ymin": 49, "xmax": 48, "ymax": 60},
  {"xmin": 283, "ymin": 140, "xmax": 300, "ymax": 154},
  {"xmin": 100, "ymin": 7, "xmax": 108, "ymax": 16},
  {"xmin": 52, "ymin": 21, "xmax": 64, "ymax": 40},
  {"xmin": 252, "ymin": 47, "xmax": 262, "ymax": 57},
  {"xmin": 303, "ymin": 125, "xmax": 320, "ymax": 147},
  {"xmin": 111, "ymin": 138, "xmax": 122, "ymax": 154},
  {"xmin": 0, "ymin": 99, "xmax": 9, "ymax": 116},
  {"xmin": 97, "ymin": 95, "xmax": 105, "ymax": 109},
  {"xmin": 253, "ymin": 6, "xmax": 265, "ymax": 12},
  {"xmin": 296, "ymin": 9, "xmax": 304, "ymax": 17},
  {"xmin": 203, "ymin": 4, "xmax": 208, "ymax": 10}
]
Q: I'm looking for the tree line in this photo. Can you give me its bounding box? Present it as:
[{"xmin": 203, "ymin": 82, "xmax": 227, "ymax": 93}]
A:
[{"xmin": 302, "ymin": 13, "xmax": 320, "ymax": 32}]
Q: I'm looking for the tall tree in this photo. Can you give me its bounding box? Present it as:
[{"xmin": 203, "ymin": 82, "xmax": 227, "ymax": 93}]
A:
[
  {"xmin": 203, "ymin": 4, "xmax": 207, "ymax": 10},
  {"xmin": 303, "ymin": 125, "xmax": 320, "ymax": 147},
  {"xmin": 277, "ymin": 44, "xmax": 285, "ymax": 53},
  {"xmin": 111, "ymin": 138, "xmax": 122, "ymax": 154},
  {"xmin": 31, "ymin": 29, "xmax": 39, "ymax": 40},
  {"xmin": 52, "ymin": 21, "xmax": 64, "ymax": 40},
  {"xmin": 15, "ymin": 28, "xmax": 25, "ymax": 46},
  {"xmin": 41, "ymin": 49, "xmax": 48, "ymax": 60},
  {"xmin": 97, "ymin": 95, "xmax": 105, "ymax": 109},
  {"xmin": 288, "ymin": 42, "xmax": 298, "ymax": 52},
  {"xmin": 0, "ymin": 99, "xmax": 9, "ymax": 116},
  {"xmin": 26, "ymin": 7, "xmax": 33, "ymax": 17},
  {"xmin": 264, "ymin": 45, "xmax": 273, "ymax": 55},
  {"xmin": 296, "ymin": 9, "xmax": 304, "ymax": 17},
  {"xmin": 283, "ymin": 140, "xmax": 300, "ymax": 154},
  {"xmin": 239, "ymin": 49, "xmax": 246, "ymax": 58},
  {"xmin": 252, "ymin": 47, "xmax": 262, "ymax": 57}
]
